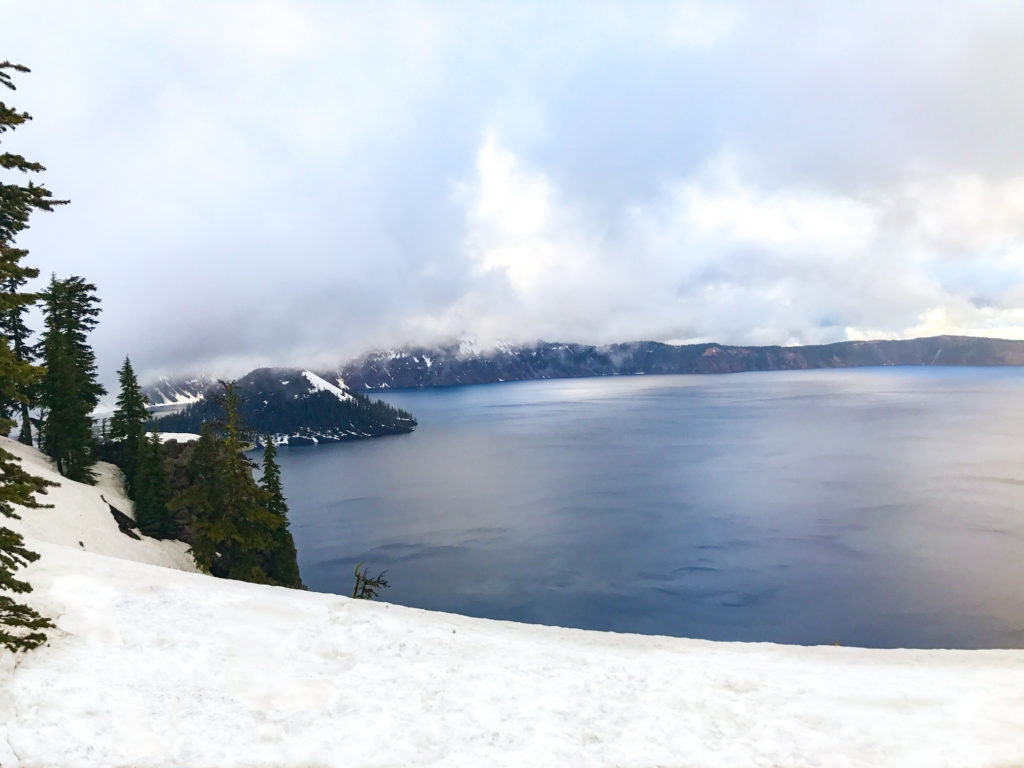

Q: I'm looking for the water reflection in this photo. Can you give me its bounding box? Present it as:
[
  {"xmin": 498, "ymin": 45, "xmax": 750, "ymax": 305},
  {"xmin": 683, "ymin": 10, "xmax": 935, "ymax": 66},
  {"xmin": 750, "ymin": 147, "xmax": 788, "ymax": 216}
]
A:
[{"xmin": 274, "ymin": 367, "xmax": 1024, "ymax": 649}]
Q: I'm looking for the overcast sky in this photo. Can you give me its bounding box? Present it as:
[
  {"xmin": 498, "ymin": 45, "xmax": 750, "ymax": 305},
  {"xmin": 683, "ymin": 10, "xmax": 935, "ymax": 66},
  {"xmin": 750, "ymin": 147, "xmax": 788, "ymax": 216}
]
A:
[{"xmin": 5, "ymin": 0, "xmax": 1024, "ymax": 382}]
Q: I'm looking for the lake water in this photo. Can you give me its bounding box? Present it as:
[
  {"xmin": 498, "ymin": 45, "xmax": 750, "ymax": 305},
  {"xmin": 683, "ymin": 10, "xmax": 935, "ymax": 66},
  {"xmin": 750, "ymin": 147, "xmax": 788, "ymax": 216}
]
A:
[{"xmin": 274, "ymin": 367, "xmax": 1024, "ymax": 649}]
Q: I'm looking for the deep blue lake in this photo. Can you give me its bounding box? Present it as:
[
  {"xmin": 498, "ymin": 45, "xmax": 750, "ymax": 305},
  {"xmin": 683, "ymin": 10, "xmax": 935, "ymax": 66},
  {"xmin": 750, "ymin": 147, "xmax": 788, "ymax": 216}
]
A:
[{"xmin": 274, "ymin": 367, "xmax": 1024, "ymax": 649}]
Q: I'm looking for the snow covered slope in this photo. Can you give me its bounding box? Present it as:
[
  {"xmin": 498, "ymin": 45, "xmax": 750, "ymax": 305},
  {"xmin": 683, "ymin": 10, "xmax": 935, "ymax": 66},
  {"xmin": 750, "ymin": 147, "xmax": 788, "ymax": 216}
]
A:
[
  {"xmin": 142, "ymin": 375, "xmax": 215, "ymax": 408},
  {"xmin": 0, "ymin": 438, "xmax": 195, "ymax": 571},
  {"xmin": 2, "ymin": 438, "xmax": 1024, "ymax": 767},
  {"xmin": 301, "ymin": 370, "xmax": 354, "ymax": 402}
]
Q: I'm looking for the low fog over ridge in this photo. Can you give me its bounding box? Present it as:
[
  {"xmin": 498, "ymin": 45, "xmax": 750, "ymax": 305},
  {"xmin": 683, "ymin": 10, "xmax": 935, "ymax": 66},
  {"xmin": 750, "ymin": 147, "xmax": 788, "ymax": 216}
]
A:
[{"xmin": 5, "ymin": 0, "xmax": 1024, "ymax": 386}]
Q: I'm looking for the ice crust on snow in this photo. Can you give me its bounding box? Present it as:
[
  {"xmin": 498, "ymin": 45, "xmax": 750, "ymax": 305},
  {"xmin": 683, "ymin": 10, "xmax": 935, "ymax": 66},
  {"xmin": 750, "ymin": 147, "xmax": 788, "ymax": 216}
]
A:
[{"xmin": 2, "ymin": 436, "xmax": 1024, "ymax": 766}]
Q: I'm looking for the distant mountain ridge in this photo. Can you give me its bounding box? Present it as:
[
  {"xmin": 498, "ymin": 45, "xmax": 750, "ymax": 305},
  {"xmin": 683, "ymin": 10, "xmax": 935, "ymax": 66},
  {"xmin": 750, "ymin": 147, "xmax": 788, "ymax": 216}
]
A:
[
  {"xmin": 317, "ymin": 335, "xmax": 1024, "ymax": 390},
  {"xmin": 143, "ymin": 335, "xmax": 1024, "ymax": 415}
]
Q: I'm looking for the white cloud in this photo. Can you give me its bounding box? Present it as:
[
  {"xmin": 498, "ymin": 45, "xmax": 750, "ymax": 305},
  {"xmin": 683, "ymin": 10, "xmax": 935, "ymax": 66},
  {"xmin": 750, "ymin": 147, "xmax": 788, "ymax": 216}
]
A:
[
  {"xmin": 462, "ymin": 131, "xmax": 595, "ymax": 295},
  {"xmin": 672, "ymin": 156, "xmax": 878, "ymax": 255},
  {"xmin": 432, "ymin": 139, "xmax": 1024, "ymax": 350},
  {"xmin": 661, "ymin": 0, "xmax": 742, "ymax": 49},
  {"xmin": 5, "ymin": 0, "xmax": 1024, "ymax": 378}
]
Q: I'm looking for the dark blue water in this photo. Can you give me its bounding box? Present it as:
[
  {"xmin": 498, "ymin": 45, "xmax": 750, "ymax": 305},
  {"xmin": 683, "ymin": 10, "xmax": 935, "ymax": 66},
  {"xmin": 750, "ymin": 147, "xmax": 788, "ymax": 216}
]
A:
[{"xmin": 274, "ymin": 367, "xmax": 1024, "ymax": 649}]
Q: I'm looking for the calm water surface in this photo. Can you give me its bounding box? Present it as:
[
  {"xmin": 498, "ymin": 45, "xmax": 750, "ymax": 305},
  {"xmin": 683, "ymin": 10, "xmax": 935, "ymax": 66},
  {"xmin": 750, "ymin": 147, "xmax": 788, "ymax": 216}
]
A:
[{"xmin": 274, "ymin": 367, "xmax": 1024, "ymax": 648}]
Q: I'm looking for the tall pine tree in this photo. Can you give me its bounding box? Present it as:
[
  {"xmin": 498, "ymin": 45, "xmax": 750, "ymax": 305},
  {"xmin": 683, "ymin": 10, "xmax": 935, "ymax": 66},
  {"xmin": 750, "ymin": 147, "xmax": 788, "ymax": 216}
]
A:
[
  {"xmin": 259, "ymin": 438, "xmax": 303, "ymax": 588},
  {"xmin": 109, "ymin": 356, "xmax": 148, "ymax": 495},
  {"xmin": 1, "ymin": 274, "xmax": 37, "ymax": 445},
  {"xmin": 134, "ymin": 428, "xmax": 174, "ymax": 539},
  {"xmin": 173, "ymin": 382, "xmax": 287, "ymax": 584},
  {"xmin": 0, "ymin": 61, "xmax": 65, "ymax": 651},
  {"xmin": 38, "ymin": 275, "xmax": 104, "ymax": 483}
]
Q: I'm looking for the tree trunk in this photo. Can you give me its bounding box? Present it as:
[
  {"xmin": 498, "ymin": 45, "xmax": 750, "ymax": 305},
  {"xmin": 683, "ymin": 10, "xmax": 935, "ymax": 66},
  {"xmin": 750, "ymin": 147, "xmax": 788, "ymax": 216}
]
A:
[{"xmin": 17, "ymin": 403, "xmax": 32, "ymax": 446}]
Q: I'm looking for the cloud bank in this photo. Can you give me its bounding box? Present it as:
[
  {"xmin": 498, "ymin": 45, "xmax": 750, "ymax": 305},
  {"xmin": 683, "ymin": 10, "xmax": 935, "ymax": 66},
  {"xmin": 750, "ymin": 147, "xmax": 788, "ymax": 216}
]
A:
[{"xmin": 4, "ymin": 0, "xmax": 1024, "ymax": 381}]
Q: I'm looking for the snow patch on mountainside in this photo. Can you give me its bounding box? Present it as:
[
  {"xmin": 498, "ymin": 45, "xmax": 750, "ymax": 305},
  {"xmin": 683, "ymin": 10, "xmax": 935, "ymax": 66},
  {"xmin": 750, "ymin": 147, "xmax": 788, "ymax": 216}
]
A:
[
  {"xmin": 2, "ymin": 437, "xmax": 1024, "ymax": 766},
  {"xmin": 301, "ymin": 370, "xmax": 354, "ymax": 402},
  {"xmin": 151, "ymin": 390, "xmax": 204, "ymax": 407},
  {"xmin": 144, "ymin": 376, "xmax": 214, "ymax": 408}
]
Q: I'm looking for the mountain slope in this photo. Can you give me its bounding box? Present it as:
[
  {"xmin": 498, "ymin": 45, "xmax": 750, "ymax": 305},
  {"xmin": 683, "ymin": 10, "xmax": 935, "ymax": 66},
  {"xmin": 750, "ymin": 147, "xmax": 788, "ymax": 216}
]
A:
[
  {"xmin": 146, "ymin": 335, "xmax": 1024, "ymax": 402},
  {"xmin": 142, "ymin": 375, "xmax": 217, "ymax": 409}
]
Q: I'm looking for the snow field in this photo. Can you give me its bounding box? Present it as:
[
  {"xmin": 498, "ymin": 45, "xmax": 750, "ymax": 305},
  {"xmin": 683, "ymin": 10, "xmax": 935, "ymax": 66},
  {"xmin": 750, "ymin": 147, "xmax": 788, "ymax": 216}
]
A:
[
  {"xmin": 7, "ymin": 549, "xmax": 1024, "ymax": 767},
  {"xmin": 2, "ymin": 437, "xmax": 1024, "ymax": 766}
]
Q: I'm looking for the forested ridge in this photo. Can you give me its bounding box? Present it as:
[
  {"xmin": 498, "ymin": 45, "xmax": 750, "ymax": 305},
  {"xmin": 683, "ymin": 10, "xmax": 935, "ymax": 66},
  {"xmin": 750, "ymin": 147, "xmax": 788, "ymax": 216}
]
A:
[{"xmin": 154, "ymin": 368, "xmax": 416, "ymax": 445}]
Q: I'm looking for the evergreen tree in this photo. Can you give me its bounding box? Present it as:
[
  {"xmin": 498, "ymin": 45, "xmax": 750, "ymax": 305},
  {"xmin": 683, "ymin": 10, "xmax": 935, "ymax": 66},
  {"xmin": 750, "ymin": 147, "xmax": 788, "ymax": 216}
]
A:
[
  {"xmin": 172, "ymin": 421, "xmax": 223, "ymax": 569},
  {"xmin": 0, "ymin": 61, "xmax": 64, "ymax": 651},
  {"xmin": 0, "ymin": 63, "xmax": 67, "ymax": 244},
  {"xmin": 1, "ymin": 274, "xmax": 37, "ymax": 445},
  {"xmin": 134, "ymin": 428, "xmax": 174, "ymax": 539},
  {"xmin": 0, "ymin": 258, "xmax": 39, "ymax": 446},
  {"xmin": 38, "ymin": 275, "xmax": 104, "ymax": 483},
  {"xmin": 0, "ymin": 61, "xmax": 65, "ymax": 449},
  {"xmin": 173, "ymin": 382, "xmax": 283, "ymax": 584},
  {"xmin": 0, "ymin": 449, "xmax": 55, "ymax": 652},
  {"xmin": 109, "ymin": 356, "xmax": 148, "ymax": 495},
  {"xmin": 258, "ymin": 438, "xmax": 303, "ymax": 588}
]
